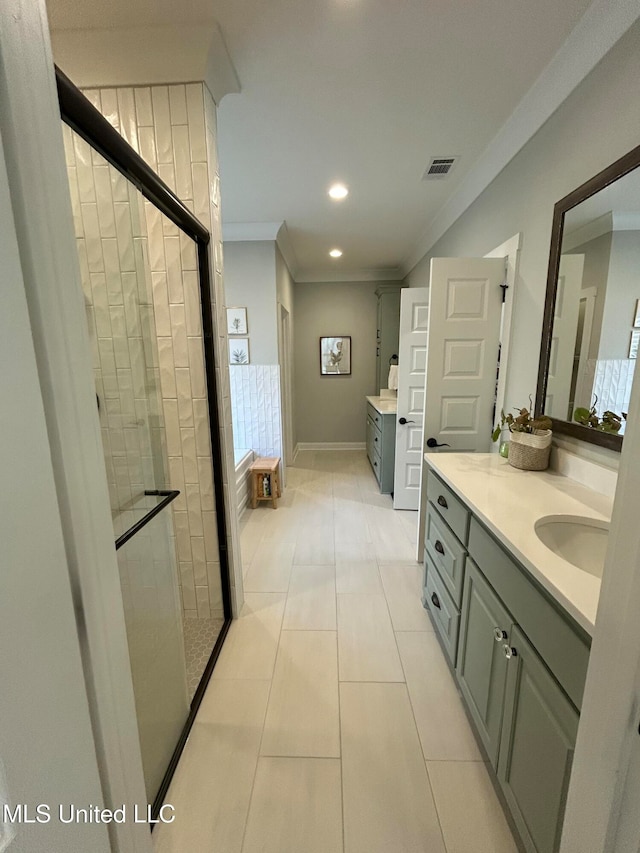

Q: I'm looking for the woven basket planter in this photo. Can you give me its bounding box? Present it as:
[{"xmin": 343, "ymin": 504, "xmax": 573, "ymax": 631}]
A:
[{"xmin": 508, "ymin": 429, "xmax": 552, "ymax": 471}]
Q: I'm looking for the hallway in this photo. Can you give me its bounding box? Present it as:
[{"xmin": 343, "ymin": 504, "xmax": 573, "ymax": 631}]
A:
[{"xmin": 153, "ymin": 449, "xmax": 517, "ymax": 853}]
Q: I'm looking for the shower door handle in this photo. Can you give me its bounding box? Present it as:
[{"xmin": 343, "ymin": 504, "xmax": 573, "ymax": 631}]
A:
[{"xmin": 115, "ymin": 489, "xmax": 180, "ymax": 550}]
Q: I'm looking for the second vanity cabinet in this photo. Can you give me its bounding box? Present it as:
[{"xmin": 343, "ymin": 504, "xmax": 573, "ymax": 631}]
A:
[
  {"xmin": 366, "ymin": 401, "xmax": 396, "ymax": 493},
  {"xmin": 423, "ymin": 469, "xmax": 590, "ymax": 853}
]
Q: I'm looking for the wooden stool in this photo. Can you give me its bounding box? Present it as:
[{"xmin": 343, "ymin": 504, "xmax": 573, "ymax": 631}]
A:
[{"xmin": 249, "ymin": 457, "xmax": 281, "ymax": 509}]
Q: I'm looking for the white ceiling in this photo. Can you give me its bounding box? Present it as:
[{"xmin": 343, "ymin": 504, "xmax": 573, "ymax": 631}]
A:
[{"xmin": 47, "ymin": 0, "xmax": 597, "ymax": 281}]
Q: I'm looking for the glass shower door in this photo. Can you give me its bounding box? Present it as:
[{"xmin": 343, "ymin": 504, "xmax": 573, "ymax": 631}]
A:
[{"xmin": 66, "ymin": 124, "xmax": 190, "ymax": 803}]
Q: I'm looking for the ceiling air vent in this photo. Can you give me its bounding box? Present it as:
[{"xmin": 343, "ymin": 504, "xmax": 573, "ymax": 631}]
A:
[{"xmin": 422, "ymin": 156, "xmax": 458, "ymax": 180}]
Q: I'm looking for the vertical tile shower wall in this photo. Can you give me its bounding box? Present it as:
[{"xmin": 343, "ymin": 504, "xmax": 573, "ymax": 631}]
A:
[
  {"xmin": 64, "ymin": 83, "xmax": 239, "ymax": 621},
  {"xmin": 229, "ymin": 366, "xmax": 283, "ymax": 461}
]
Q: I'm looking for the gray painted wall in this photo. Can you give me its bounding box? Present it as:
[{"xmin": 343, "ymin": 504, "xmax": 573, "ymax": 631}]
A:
[
  {"xmin": 223, "ymin": 240, "xmax": 278, "ymax": 363},
  {"xmin": 405, "ymin": 21, "xmax": 640, "ymax": 466},
  {"xmin": 294, "ymin": 281, "xmax": 378, "ymax": 443}
]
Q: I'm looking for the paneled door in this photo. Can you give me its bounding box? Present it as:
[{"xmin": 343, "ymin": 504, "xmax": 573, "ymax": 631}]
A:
[
  {"xmin": 393, "ymin": 288, "xmax": 429, "ymax": 510},
  {"xmin": 422, "ymin": 257, "xmax": 504, "ymax": 455},
  {"xmin": 545, "ymin": 254, "xmax": 585, "ymax": 421}
]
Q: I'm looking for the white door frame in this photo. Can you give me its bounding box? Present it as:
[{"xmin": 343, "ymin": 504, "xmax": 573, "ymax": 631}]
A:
[
  {"xmin": 485, "ymin": 232, "xmax": 521, "ymax": 441},
  {"xmin": 1, "ymin": 3, "xmax": 153, "ymax": 850},
  {"xmin": 278, "ymin": 302, "xmax": 294, "ymax": 475}
]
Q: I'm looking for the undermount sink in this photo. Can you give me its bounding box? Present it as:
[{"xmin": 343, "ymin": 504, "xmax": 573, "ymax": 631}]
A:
[{"xmin": 534, "ymin": 515, "xmax": 609, "ymax": 578}]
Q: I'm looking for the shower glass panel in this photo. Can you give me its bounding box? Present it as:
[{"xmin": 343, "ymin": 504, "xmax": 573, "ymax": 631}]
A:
[{"xmin": 63, "ymin": 120, "xmax": 226, "ymax": 805}]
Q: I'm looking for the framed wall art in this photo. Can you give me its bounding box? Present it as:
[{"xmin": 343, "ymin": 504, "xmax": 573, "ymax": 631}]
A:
[
  {"xmin": 319, "ymin": 336, "xmax": 351, "ymax": 375},
  {"xmin": 227, "ymin": 307, "xmax": 248, "ymax": 335},
  {"xmin": 229, "ymin": 338, "xmax": 250, "ymax": 364}
]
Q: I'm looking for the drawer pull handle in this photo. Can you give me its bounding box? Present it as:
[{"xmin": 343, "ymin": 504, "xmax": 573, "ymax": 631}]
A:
[
  {"xmin": 437, "ymin": 495, "xmax": 448, "ymax": 509},
  {"xmin": 504, "ymin": 645, "xmax": 518, "ymax": 660},
  {"xmin": 375, "ymin": 436, "xmax": 378, "ymax": 442},
  {"xmin": 431, "ymin": 592, "xmax": 441, "ymax": 610},
  {"xmin": 494, "ymin": 627, "xmax": 507, "ymax": 642},
  {"xmin": 434, "ymin": 540, "xmax": 445, "ymax": 555}
]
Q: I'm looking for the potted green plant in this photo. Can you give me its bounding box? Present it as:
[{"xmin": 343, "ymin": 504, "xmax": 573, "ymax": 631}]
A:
[
  {"xmin": 573, "ymin": 397, "xmax": 626, "ymax": 433},
  {"xmin": 492, "ymin": 403, "xmax": 553, "ymax": 471}
]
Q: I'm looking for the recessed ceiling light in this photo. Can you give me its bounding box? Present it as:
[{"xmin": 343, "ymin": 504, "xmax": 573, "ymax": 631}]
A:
[
  {"xmin": 329, "ymin": 248, "xmax": 343, "ymax": 258},
  {"xmin": 328, "ymin": 183, "xmax": 349, "ymax": 200}
]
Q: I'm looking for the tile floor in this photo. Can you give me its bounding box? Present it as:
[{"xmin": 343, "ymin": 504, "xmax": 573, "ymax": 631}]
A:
[
  {"xmin": 183, "ymin": 616, "xmax": 226, "ymax": 699},
  {"xmin": 153, "ymin": 450, "xmax": 517, "ymax": 853}
]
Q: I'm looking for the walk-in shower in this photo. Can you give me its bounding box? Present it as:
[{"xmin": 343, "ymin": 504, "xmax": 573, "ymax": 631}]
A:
[{"xmin": 57, "ymin": 69, "xmax": 232, "ymax": 817}]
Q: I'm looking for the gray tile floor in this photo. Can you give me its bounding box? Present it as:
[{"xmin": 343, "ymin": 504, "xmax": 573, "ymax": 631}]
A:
[{"xmin": 153, "ymin": 450, "xmax": 517, "ymax": 853}]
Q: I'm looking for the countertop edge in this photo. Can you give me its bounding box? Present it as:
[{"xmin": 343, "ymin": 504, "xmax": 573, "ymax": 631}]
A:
[
  {"xmin": 366, "ymin": 395, "xmax": 397, "ymax": 415},
  {"xmin": 425, "ymin": 455, "xmax": 606, "ymax": 636}
]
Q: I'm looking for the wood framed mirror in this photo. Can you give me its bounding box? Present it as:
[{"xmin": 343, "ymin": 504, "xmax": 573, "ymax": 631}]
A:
[{"xmin": 535, "ymin": 142, "xmax": 640, "ymax": 452}]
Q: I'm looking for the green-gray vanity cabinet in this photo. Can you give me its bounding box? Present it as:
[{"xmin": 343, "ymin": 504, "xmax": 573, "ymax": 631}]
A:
[
  {"xmin": 366, "ymin": 402, "xmax": 396, "ymax": 494},
  {"xmin": 423, "ymin": 471, "xmax": 590, "ymax": 853}
]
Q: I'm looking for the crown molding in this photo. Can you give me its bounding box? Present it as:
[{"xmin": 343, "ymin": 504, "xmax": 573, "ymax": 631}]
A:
[
  {"xmin": 295, "ymin": 268, "xmax": 403, "ymax": 284},
  {"xmin": 563, "ymin": 212, "xmax": 614, "ymax": 251},
  {"xmin": 222, "ymin": 221, "xmax": 283, "ymax": 241},
  {"xmin": 50, "ymin": 23, "xmax": 240, "ymax": 101},
  {"xmin": 403, "ymin": 0, "xmax": 640, "ymax": 275}
]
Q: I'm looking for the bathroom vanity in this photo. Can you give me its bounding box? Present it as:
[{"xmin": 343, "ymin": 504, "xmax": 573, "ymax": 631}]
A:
[
  {"xmin": 365, "ymin": 396, "xmax": 397, "ymax": 493},
  {"xmin": 423, "ymin": 453, "xmax": 612, "ymax": 853}
]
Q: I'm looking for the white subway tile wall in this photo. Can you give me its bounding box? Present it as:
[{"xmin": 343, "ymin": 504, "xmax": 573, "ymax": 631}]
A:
[
  {"xmin": 64, "ymin": 82, "xmax": 242, "ymax": 621},
  {"xmin": 577, "ymin": 358, "xmax": 635, "ymax": 432},
  {"xmin": 229, "ymin": 366, "xmax": 284, "ymax": 461}
]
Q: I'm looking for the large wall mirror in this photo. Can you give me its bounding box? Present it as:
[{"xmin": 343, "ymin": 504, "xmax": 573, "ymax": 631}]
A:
[{"xmin": 536, "ymin": 142, "xmax": 640, "ymax": 451}]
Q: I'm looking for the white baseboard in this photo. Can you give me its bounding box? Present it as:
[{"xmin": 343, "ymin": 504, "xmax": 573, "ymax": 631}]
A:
[
  {"xmin": 296, "ymin": 442, "xmax": 366, "ymax": 451},
  {"xmin": 292, "ymin": 443, "xmax": 300, "ymax": 463}
]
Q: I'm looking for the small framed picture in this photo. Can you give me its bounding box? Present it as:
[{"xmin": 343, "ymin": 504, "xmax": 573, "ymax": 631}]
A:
[
  {"xmin": 630, "ymin": 330, "xmax": 640, "ymax": 360},
  {"xmin": 320, "ymin": 336, "xmax": 351, "ymax": 375},
  {"xmin": 227, "ymin": 307, "xmax": 248, "ymax": 335},
  {"xmin": 634, "ymin": 299, "xmax": 640, "ymax": 328},
  {"xmin": 229, "ymin": 338, "xmax": 250, "ymax": 365}
]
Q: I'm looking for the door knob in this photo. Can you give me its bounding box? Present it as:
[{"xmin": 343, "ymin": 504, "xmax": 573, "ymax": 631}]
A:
[
  {"xmin": 426, "ymin": 437, "xmax": 451, "ymax": 448},
  {"xmin": 398, "ymin": 417, "xmax": 415, "ymax": 425}
]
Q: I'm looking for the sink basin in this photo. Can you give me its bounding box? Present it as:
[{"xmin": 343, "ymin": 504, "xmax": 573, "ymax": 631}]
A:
[{"xmin": 534, "ymin": 515, "xmax": 609, "ymax": 577}]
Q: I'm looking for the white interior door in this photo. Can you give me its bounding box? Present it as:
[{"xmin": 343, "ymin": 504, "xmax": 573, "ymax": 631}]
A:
[
  {"xmin": 393, "ymin": 288, "xmax": 429, "ymax": 510},
  {"xmin": 574, "ymin": 286, "xmax": 597, "ymax": 412},
  {"xmin": 545, "ymin": 254, "xmax": 585, "ymax": 420},
  {"xmin": 422, "ymin": 257, "xmax": 505, "ymax": 455}
]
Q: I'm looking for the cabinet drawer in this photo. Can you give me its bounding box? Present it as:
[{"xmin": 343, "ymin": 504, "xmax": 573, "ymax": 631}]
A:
[
  {"xmin": 370, "ymin": 446, "xmax": 382, "ymax": 484},
  {"xmin": 427, "ymin": 472, "xmax": 470, "ymax": 545},
  {"xmin": 424, "ymin": 555, "xmax": 460, "ymax": 666},
  {"xmin": 425, "ymin": 503, "xmax": 466, "ymax": 606},
  {"xmin": 367, "ymin": 403, "xmax": 383, "ymax": 431},
  {"xmin": 469, "ymin": 517, "xmax": 590, "ymax": 711},
  {"xmin": 366, "ymin": 416, "xmax": 377, "ymax": 459}
]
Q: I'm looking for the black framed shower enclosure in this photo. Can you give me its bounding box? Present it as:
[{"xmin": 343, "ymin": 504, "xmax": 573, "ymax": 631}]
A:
[{"xmin": 55, "ymin": 67, "xmax": 233, "ymax": 821}]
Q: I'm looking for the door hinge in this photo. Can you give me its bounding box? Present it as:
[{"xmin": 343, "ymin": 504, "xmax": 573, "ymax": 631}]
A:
[{"xmin": 500, "ymin": 282, "xmax": 509, "ymax": 303}]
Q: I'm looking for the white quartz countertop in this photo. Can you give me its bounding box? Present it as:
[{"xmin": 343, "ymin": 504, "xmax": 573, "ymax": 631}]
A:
[
  {"xmin": 366, "ymin": 395, "xmax": 397, "ymax": 414},
  {"xmin": 425, "ymin": 453, "xmax": 614, "ymax": 635}
]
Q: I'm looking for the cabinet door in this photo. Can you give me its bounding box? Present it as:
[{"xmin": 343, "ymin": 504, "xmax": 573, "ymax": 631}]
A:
[
  {"xmin": 456, "ymin": 559, "xmax": 510, "ymax": 766},
  {"xmin": 497, "ymin": 626, "xmax": 579, "ymax": 853}
]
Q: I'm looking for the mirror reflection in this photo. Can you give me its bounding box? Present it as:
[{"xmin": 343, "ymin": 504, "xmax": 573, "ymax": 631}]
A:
[{"xmin": 546, "ymin": 169, "xmax": 640, "ymax": 436}]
